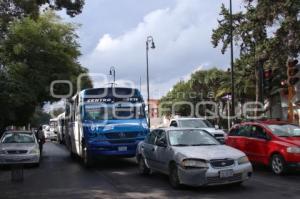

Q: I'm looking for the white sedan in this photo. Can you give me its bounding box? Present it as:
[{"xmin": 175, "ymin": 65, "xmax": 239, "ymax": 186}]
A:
[{"xmin": 0, "ymin": 131, "xmax": 40, "ymax": 166}]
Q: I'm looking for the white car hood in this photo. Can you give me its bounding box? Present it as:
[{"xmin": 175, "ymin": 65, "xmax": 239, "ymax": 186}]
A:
[
  {"xmin": 173, "ymin": 145, "xmax": 245, "ymax": 161},
  {"xmin": 199, "ymin": 128, "xmax": 225, "ymax": 135}
]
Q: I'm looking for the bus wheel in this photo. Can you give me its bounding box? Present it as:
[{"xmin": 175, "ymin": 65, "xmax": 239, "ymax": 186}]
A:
[
  {"xmin": 59, "ymin": 136, "xmax": 63, "ymax": 144},
  {"xmin": 83, "ymin": 147, "xmax": 93, "ymax": 168},
  {"xmin": 69, "ymin": 144, "xmax": 76, "ymax": 159},
  {"xmin": 58, "ymin": 136, "xmax": 61, "ymax": 144},
  {"xmin": 70, "ymin": 150, "xmax": 76, "ymax": 159}
]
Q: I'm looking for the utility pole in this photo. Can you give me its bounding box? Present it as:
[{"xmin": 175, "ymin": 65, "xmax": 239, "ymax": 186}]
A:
[
  {"xmin": 146, "ymin": 36, "xmax": 155, "ymax": 128},
  {"xmin": 229, "ymin": 0, "xmax": 235, "ymax": 117},
  {"xmin": 139, "ymin": 76, "xmax": 142, "ymax": 92}
]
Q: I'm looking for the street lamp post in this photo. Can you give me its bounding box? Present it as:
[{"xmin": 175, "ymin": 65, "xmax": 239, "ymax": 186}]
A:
[
  {"xmin": 109, "ymin": 66, "xmax": 116, "ymax": 87},
  {"xmin": 146, "ymin": 36, "xmax": 155, "ymax": 128},
  {"xmin": 229, "ymin": 0, "xmax": 235, "ymax": 117}
]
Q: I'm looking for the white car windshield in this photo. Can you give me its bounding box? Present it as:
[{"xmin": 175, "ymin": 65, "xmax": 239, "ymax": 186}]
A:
[
  {"xmin": 268, "ymin": 124, "xmax": 300, "ymax": 137},
  {"xmin": 1, "ymin": 132, "xmax": 35, "ymax": 143},
  {"xmin": 168, "ymin": 129, "xmax": 219, "ymax": 146},
  {"xmin": 178, "ymin": 119, "xmax": 213, "ymax": 128}
]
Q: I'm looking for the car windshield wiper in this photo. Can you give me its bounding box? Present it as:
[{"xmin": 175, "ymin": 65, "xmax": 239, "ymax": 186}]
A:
[
  {"xmin": 172, "ymin": 144, "xmax": 190, "ymax": 146},
  {"xmin": 191, "ymin": 144, "xmax": 217, "ymax": 146}
]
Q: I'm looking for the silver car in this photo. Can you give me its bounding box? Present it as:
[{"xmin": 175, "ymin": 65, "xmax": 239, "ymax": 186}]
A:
[
  {"xmin": 136, "ymin": 128, "xmax": 252, "ymax": 188},
  {"xmin": 0, "ymin": 131, "xmax": 40, "ymax": 166}
]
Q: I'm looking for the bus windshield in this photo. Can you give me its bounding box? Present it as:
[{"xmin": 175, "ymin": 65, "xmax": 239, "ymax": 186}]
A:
[{"xmin": 84, "ymin": 103, "xmax": 146, "ymax": 120}]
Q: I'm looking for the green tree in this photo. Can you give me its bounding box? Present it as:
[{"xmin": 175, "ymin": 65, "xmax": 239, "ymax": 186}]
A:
[
  {"xmin": 212, "ymin": 1, "xmax": 300, "ymax": 102},
  {"xmin": 29, "ymin": 106, "xmax": 51, "ymax": 128},
  {"xmin": 0, "ymin": 0, "xmax": 84, "ymax": 39},
  {"xmin": 0, "ymin": 12, "xmax": 92, "ymax": 132},
  {"xmin": 160, "ymin": 67, "xmax": 255, "ymax": 117},
  {"xmin": 51, "ymin": 107, "xmax": 65, "ymax": 118}
]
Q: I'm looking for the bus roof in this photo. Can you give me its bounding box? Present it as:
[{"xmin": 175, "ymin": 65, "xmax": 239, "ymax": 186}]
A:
[{"xmin": 82, "ymin": 87, "xmax": 141, "ymax": 98}]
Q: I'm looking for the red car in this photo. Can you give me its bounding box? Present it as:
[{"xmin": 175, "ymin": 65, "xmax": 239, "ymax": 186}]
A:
[{"xmin": 226, "ymin": 120, "xmax": 300, "ymax": 174}]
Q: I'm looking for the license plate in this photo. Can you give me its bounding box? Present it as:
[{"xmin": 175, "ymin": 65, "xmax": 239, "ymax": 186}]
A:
[
  {"xmin": 118, "ymin": 146, "xmax": 127, "ymax": 151},
  {"xmin": 219, "ymin": 169, "xmax": 234, "ymax": 178}
]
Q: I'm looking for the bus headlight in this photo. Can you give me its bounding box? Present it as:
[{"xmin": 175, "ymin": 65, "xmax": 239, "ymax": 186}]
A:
[
  {"xmin": 287, "ymin": 147, "xmax": 300, "ymax": 154},
  {"xmin": 103, "ymin": 125, "xmax": 114, "ymax": 131},
  {"xmin": 181, "ymin": 159, "xmax": 208, "ymax": 169},
  {"xmin": 142, "ymin": 122, "xmax": 148, "ymax": 129},
  {"xmin": 238, "ymin": 156, "xmax": 250, "ymax": 165}
]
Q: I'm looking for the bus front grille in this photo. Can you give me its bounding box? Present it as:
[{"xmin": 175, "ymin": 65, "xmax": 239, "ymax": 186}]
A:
[
  {"xmin": 108, "ymin": 139, "xmax": 136, "ymax": 144},
  {"xmin": 105, "ymin": 132, "xmax": 138, "ymax": 139}
]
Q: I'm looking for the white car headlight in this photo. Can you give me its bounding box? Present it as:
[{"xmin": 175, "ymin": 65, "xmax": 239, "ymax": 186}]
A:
[
  {"xmin": 287, "ymin": 147, "xmax": 300, "ymax": 154},
  {"xmin": 238, "ymin": 156, "xmax": 250, "ymax": 165},
  {"xmin": 181, "ymin": 159, "xmax": 208, "ymax": 169},
  {"xmin": 29, "ymin": 148, "xmax": 40, "ymax": 154}
]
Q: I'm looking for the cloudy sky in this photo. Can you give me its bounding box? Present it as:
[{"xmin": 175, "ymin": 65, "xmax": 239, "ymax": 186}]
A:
[{"xmin": 60, "ymin": 0, "xmax": 244, "ymax": 99}]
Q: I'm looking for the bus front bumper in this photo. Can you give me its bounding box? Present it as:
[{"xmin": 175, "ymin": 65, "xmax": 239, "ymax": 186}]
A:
[{"xmin": 88, "ymin": 140, "xmax": 143, "ymax": 157}]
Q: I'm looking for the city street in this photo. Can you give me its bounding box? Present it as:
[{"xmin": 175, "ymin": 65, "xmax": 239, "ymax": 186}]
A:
[{"xmin": 0, "ymin": 142, "xmax": 299, "ymax": 199}]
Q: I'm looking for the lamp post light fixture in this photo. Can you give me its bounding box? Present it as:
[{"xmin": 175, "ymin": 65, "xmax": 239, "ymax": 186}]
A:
[
  {"xmin": 109, "ymin": 66, "xmax": 116, "ymax": 87},
  {"xmin": 146, "ymin": 36, "xmax": 155, "ymax": 128}
]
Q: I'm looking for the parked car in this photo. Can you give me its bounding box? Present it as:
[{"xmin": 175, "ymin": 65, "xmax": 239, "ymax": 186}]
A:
[
  {"xmin": 0, "ymin": 131, "xmax": 40, "ymax": 166},
  {"xmin": 136, "ymin": 128, "xmax": 252, "ymax": 188},
  {"xmin": 42, "ymin": 125, "xmax": 57, "ymax": 141},
  {"xmin": 169, "ymin": 118, "xmax": 226, "ymax": 142},
  {"xmin": 226, "ymin": 120, "xmax": 300, "ymax": 175}
]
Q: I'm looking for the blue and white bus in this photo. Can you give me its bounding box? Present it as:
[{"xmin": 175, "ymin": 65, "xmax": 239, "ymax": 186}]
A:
[{"xmin": 65, "ymin": 87, "xmax": 149, "ymax": 166}]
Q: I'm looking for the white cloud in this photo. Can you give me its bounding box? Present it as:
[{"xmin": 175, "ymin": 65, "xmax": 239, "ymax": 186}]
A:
[
  {"xmin": 96, "ymin": 34, "xmax": 120, "ymax": 52},
  {"xmin": 81, "ymin": 0, "xmax": 242, "ymax": 99}
]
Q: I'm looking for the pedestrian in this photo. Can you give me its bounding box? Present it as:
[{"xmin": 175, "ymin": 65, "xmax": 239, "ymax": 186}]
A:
[{"xmin": 36, "ymin": 126, "xmax": 46, "ymax": 154}]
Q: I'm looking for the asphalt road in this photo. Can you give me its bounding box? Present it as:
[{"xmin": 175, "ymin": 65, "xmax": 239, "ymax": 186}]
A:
[{"xmin": 0, "ymin": 142, "xmax": 300, "ymax": 199}]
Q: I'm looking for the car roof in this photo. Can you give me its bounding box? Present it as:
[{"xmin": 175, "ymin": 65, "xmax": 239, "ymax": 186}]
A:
[
  {"xmin": 171, "ymin": 117, "xmax": 206, "ymax": 121},
  {"xmin": 152, "ymin": 127, "xmax": 207, "ymax": 131},
  {"xmin": 232, "ymin": 119, "xmax": 291, "ymax": 128},
  {"xmin": 3, "ymin": 130, "xmax": 33, "ymax": 134},
  {"xmin": 256, "ymin": 120, "xmax": 290, "ymax": 125}
]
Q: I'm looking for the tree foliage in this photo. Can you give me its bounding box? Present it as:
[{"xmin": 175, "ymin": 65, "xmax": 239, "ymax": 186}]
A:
[
  {"xmin": 212, "ymin": 0, "xmax": 300, "ymax": 100},
  {"xmin": 29, "ymin": 106, "xmax": 51, "ymax": 128},
  {"xmin": 0, "ymin": 12, "xmax": 92, "ymax": 131},
  {"xmin": 160, "ymin": 68, "xmax": 255, "ymax": 117},
  {"xmin": 0, "ymin": 0, "xmax": 84, "ymax": 39}
]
